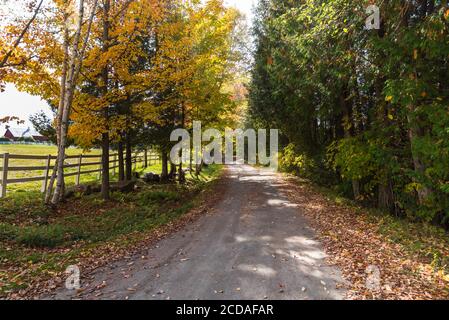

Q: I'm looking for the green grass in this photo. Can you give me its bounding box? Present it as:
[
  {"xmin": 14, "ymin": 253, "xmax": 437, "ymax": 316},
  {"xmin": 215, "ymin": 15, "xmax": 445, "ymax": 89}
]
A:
[
  {"xmin": 0, "ymin": 144, "xmax": 101, "ymax": 194},
  {"xmin": 0, "ymin": 163, "xmax": 222, "ymax": 296},
  {"xmin": 0, "ymin": 223, "xmax": 77, "ymax": 248}
]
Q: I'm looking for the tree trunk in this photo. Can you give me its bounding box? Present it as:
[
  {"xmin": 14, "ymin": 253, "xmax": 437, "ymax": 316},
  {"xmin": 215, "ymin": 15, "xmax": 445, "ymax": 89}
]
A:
[
  {"xmin": 407, "ymin": 109, "xmax": 432, "ymax": 204},
  {"xmin": 178, "ymin": 162, "xmax": 185, "ymax": 183},
  {"xmin": 352, "ymin": 180, "xmax": 360, "ymax": 200},
  {"xmin": 178, "ymin": 104, "xmax": 186, "ymax": 183},
  {"xmin": 101, "ymin": 132, "xmax": 110, "ymax": 200},
  {"xmin": 53, "ymin": 70, "xmax": 76, "ymax": 204},
  {"xmin": 378, "ymin": 182, "xmax": 395, "ymax": 212},
  {"xmin": 118, "ymin": 140, "xmax": 125, "ymax": 182},
  {"xmin": 52, "ymin": 1, "xmax": 86, "ymax": 204},
  {"xmin": 169, "ymin": 161, "xmax": 176, "ymax": 179},
  {"xmin": 47, "ymin": 0, "xmax": 97, "ymax": 204},
  {"xmin": 340, "ymin": 87, "xmax": 359, "ymax": 199},
  {"xmin": 161, "ymin": 151, "xmax": 168, "ymax": 181},
  {"xmin": 46, "ymin": 18, "xmax": 69, "ymax": 204},
  {"xmin": 144, "ymin": 148, "xmax": 148, "ymax": 168},
  {"xmin": 100, "ymin": 0, "xmax": 110, "ymax": 200},
  {"xmin": 195, "ymin": 159, "xmax": 203, "ymax": 176},
  {"xmin": 125, "ymin": 132, "xmax": 132, "ymax": 181}
]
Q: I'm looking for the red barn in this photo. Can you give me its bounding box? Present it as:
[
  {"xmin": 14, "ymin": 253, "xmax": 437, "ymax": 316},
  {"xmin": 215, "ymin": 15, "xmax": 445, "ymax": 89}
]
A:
[{"xmin": 2, "ymin": 126, "xmax": 48, "ymax": 142}]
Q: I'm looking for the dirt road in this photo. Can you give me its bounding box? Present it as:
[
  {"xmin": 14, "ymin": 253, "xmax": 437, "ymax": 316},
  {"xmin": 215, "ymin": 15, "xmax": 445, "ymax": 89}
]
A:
[{"xmin": 52, "ymin": 165, "xmax": 346, "ymax": 300}]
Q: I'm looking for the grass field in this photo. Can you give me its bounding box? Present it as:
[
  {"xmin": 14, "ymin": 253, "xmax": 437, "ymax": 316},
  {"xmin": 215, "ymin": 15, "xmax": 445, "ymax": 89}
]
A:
[{"xmin": 0, "ymin": 144, "xmax": 160, "ymax": 195}]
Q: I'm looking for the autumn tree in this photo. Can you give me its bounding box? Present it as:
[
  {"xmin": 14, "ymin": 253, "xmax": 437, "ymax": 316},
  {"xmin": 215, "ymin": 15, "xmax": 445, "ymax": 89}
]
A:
[{"xmin": 3, "ymin": 0, "xmax": 246, "ymax": 202}]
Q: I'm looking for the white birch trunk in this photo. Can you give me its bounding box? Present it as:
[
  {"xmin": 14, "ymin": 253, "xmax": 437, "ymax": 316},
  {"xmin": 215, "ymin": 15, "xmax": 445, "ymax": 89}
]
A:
[{"xmin": 50, "ymin": 0, "xmax": 98, "ymax": 204}]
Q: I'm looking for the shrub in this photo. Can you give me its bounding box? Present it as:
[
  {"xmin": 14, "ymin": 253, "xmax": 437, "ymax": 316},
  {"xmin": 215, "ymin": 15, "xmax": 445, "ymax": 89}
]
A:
[
  {"xmin": 138, "ymin": 190, "xmax": 180, "ymax": 206},
  {"xmin": 279, "ymin": 144, "xmax": 335, "ymax": 185},
  {"xmin": 16, "ymin": 225, "xmax": 71, "ymax": 248},
  {"xmin": 0, "ymin": 223, "xmax": 18, "ymax": 241}
]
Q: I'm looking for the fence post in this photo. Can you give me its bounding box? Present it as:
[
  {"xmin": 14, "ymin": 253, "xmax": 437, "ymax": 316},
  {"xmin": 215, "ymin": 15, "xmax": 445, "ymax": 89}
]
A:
[
  {"xmin": 76, "ymin": 154, "xmax": 83, "ymax": 186},
  {"xmin": 1, "ymin": 153, "xmax": 9, "ymax": 198},
  {"xmin": 41, "ymin": 154, "xmax": 51, "ymax": 193}
]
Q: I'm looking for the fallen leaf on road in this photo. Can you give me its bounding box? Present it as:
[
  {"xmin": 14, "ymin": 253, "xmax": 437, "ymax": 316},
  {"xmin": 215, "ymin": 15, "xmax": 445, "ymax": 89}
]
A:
[{"xmin": 96, "ymin": 281, "xmax": 107, "ymax": 289}]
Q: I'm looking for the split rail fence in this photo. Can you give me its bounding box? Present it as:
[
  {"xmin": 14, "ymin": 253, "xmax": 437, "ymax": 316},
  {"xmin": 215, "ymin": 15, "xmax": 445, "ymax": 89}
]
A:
[{"xmin": 0, "ymin": 150, "xmax": 159, "ymax": 198}]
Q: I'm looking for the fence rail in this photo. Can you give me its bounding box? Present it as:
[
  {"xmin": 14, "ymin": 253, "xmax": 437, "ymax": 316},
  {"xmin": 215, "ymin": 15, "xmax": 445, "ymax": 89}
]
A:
[{"xmin": 0, "ymin": 150, "xmax": 159, "ymax": 198}]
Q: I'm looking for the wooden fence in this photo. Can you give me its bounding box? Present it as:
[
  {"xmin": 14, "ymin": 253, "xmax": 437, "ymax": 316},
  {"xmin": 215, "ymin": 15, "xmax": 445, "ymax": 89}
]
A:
[{"xmin": 0, "ymin": 150, "xmax": 159, "ymax": 198}]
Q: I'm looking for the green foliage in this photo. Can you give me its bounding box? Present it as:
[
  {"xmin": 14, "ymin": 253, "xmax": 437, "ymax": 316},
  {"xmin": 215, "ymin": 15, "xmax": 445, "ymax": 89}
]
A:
[
  {"xmin": 16, "ymin": 225, "xmax": 77, "ymax": 248},
  {"xmin": 280, "ymin": 143, "xmax": 336, "ymax": 186},
  {"xmin": 137, "ymin": 190, "xmax": 180, "ymax": 206},
  {"xmin": 29, "ymin": 111, "xmax": 59, "ymax": 145},
  {"xmin": 0, "ymin": 223, "xmax": 18, "ymax": 241},
  {"xmin": 280, "ymin": 144, "xmax": 318, "ymax": 177},
  {"xmin": 0, "ymin": 191, "xmax": 50, "ymax": 223},
  {"xmin": 248, "ymin": 0, "xmax": 449, "ymax": 226},
  {"xmin": 0, "ymin": 223, "xmax": 80, "ymax": 248}
]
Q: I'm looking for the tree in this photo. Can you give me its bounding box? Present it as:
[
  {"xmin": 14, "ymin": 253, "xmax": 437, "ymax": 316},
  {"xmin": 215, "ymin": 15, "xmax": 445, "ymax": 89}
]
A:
[
  {"xmin": 3, "ymin": 0, "xmax": 246, "ymax": 204},
  {"xmin": 248, "ymin": 0, "xmax": 449, "ymax": 225},
  {"xmin": 29, "ymin": 111, "xmax": 58, "ymax": 144},
  {"xmin": 0, "ymin": 0, "xmax": 44, "ymax": 91},
  {"xmin": 48, "ymin": 0, "xmax": 98, "ymax": 204}
]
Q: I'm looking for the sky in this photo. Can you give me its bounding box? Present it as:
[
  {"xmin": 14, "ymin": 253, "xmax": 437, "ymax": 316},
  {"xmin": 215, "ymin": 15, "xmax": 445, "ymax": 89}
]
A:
[
  {"xmin": 225, "ymin": 0, "xmax": 256, "ymax": 22},
  {"xmin": 0, "ymin": 0, "xmax": 257, "ymax": 131}
]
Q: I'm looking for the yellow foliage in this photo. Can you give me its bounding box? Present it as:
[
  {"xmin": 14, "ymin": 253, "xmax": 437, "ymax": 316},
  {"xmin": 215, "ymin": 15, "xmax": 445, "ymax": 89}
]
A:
[{"xmin": 3, "ymin": 0, "xmax": 244, "ymax": 148}]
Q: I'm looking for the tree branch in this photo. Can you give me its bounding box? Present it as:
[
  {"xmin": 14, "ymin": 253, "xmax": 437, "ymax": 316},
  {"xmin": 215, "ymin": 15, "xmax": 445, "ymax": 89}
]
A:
[{"xmin": 0, "ymin": 0, "xmax": 44, "ymax": 69}]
